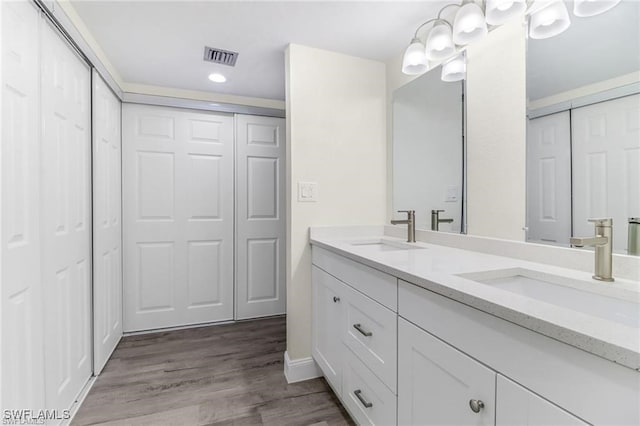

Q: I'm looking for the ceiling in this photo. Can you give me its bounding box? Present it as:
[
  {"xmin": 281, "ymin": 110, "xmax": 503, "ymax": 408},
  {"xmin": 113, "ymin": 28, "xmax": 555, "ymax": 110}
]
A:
[{"xmin": 70, "ymin": 1, "xmax": 447, "ymax": 101}]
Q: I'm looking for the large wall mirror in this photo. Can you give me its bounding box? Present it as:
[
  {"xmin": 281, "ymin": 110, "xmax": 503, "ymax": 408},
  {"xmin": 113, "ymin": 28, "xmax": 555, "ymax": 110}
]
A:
[
  {"xmin": 392, "ymin": 65, "xmax": 465, "ymax": 233},
  {"xmin": 526, "ymin": 0, "xmax": 640, "ymax": 255}
]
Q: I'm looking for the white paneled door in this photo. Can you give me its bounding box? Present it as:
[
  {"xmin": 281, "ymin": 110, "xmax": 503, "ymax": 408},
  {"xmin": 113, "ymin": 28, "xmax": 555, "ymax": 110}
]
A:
[
  {"xmin": 40, "ymin": 19, "xmax": 92, "ymax": 410},
  {"xmin": 572, "ymin": 94, "xmax": 640, "ymax": 252},
  {"xmin": 235, "ymin": 114, "xmax": 286, "ymax": 319},
  {"xmin": 92, "ymin": 70, "xmax": 122, "ymax": 373},
  {"xmin": 123, "ymin": 104, "xmax": 234, "ymax": 331},
  {"xmin": 1, "ymin": 0, "xmax": 45, "ymax": 411},
  {"xmin": 527, "ymin": 111, "xmax": 571, "ymax": 245}
]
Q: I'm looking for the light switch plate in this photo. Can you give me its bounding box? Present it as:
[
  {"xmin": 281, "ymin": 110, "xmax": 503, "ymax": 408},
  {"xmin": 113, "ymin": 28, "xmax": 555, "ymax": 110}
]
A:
[
  {"xmin": 298, "ymin": 181, "xmax": 318, "ymax": 202},
  {"xmin": 445, "ymin": 185, "xmax": 459, "ymax": 202}
]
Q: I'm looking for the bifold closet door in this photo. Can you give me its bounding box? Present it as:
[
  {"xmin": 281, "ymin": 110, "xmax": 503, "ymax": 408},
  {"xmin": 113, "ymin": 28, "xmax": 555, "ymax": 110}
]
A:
[
  {"xmin": 123, "ymin": 104, "xmax": 234, "ymax": 331},
  {"xmin": 235, "ymin": 115, "xmax": 286, "ymax": 319},
  {"xmin": 526, "ymin": 111, "xmax": 571, "ymax": 245},
  {"xmin": 572, "ymin": 94, "xmax": 640, "ymax": 252},
  {"xmin": 1, "ymin": 0, "xmax": 46, "ymax": 411},
  {"xmin": 40, "ymin": 18, "xmax": 92, "ymax": 410},
  {"xmin": 92, "ymin": 70, "xmax": 122, "ymax": 374}
]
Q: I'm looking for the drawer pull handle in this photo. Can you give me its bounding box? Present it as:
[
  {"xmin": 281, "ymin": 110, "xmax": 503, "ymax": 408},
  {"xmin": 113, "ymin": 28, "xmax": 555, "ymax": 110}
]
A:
[
  {"xmin": 333, "ymin": 296, "xmax": 340, "ymax": 303},
  {"xmin": 354, "ymin": 389, "xmax": 373, "ymax": 408},
  {"xmin": 469, "ymin": 399, "xmax": 485, "ymax": 413},
  {"xmin": 353, "ymin": 323, "xmax": 373, "ymax": 337}
]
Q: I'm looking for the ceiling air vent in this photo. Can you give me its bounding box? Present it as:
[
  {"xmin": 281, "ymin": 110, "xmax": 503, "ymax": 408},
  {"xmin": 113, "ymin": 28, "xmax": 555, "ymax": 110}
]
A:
[{"xmin": 203, "ymin": 46, "xmax": 239, "ymax": 67}]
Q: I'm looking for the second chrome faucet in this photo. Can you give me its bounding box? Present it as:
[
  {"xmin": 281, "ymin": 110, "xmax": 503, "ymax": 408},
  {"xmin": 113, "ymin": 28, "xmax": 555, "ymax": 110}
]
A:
[{"xmin": 391, "ymin": 210, "xmax": 415, "ymax": 242}]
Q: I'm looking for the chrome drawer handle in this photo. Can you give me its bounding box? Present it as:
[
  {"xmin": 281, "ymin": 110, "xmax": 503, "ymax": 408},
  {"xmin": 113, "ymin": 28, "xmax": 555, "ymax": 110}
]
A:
[
  {"xmin": 333, "ymin": 296, "xmax": 340, "ymax": 303},
  {"xmin": 353, "ymin": 323, "xmax": 373, "ymax": 337},
  {"xmin": 354, "ymin": 389, "xmax": 373, "ymax": 408},
  {"xmin": 469, "ymin": 399, "xmax": 485, "ymax": 413}
]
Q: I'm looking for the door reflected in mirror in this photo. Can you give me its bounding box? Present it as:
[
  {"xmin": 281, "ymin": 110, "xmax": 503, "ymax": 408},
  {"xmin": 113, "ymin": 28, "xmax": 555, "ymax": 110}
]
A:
[
  {"xmin": 526, "ymin": 0, "xmax": 640, "ymax": 255},
  {"xmin": 392, "ymin": 65, "xmax": 464, "ymax": 233}
]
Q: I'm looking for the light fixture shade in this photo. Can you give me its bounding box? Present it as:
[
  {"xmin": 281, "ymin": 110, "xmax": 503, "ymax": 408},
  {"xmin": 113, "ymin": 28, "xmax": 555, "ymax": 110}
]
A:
[
  {"xmin": 573, "ymin": 0, "xmax": 621, "ymax": 17},
  {"xmin": 529, "ymin": 0, "xmax": 571, "ymax": 39},
  {"xmin": 441, "ymin": 54, "xmax": 466, "ymax": 82},
  {"xmin": 485, "ymin": 0, "xmax": 527, "ymax": 25},
  {"xmin": 453, "ymin": 2, "xmax": 488, "ymax": 45},
  {"xmin": 402, "ymin": 38, "xmax": 429, "ymax": 75},
  {"xmin": 425, "ymin": 22, "xmax": 455, "ymax": 61}
]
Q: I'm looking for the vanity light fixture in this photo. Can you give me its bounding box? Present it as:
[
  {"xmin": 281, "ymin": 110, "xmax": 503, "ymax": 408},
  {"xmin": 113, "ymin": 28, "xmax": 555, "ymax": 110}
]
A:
[
  {"xmin": 485, "ymin": 0, "xmax": 527, "ymax": 25},
  {"xmin": 402, "ymin": 37, "xmax": 430, "ymax": 75},
  {"xmin": 529, "ymin": 0, "xmax": 571, "ymax": 39},
  {"xmin": 208, "ymin": 73, "xmax": 226, "ymax": 83},
  {"xmin": 401, "ymin": 0, "xmax": 622, "ymax": 78},
  {"xmin": 573, "ymin": 0, "xmax": 621, "ymax": 17},
  {"xmin": 426, "ymin": 20, "xmax": 456, "ymax": 61},
  {"xmin": 452, "ymin": 0, "xmax": 488, "ymax": 45},
  {"xmin": 441, "ymin": 53, "xmax": 467, "ymax": 82}
]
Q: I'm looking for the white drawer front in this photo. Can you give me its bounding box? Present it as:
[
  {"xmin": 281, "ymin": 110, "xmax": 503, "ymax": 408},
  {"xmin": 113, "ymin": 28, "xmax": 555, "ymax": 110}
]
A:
[
  {"xmin": 312, "ymin": 247, "xmax": 397, "ymax": 311},
  {"xmin": 343, "ymin": 284, "xmax": 397, "ymax": 393},
  {"xmin": 342, "ymin": 348, "xmax": 397, "ymax": 426}
]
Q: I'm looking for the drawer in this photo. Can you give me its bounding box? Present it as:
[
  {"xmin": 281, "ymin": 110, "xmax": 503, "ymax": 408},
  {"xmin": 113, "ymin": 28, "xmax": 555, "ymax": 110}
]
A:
[
  {"xmin": 342, "ymin": 347, "xmax": 397, "ymax": 426},
  {"xmin": 343, "ymin": 284, "xmax": 397, "ymax": 393},
  {"xmin": 312, "ymin": 247, "xmax": 397, "ymax": 311}
]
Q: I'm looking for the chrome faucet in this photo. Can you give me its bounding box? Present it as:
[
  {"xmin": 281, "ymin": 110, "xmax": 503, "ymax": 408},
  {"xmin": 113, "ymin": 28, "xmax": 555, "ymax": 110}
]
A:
[
  {"xmin": 570, "ymin": 218, "xmax": 614, "ymax": 282},
  {"xmin": 391, "ymin": 210, "xmax": 416, "ymax": 243},
  {"xmin": 431, "ymin": 209, "xmax": 454, "ymax": 231}
]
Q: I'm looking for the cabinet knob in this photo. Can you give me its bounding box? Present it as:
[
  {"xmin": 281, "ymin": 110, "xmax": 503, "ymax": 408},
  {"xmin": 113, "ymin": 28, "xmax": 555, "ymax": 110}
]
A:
[
  {"xmin": 333, "ymin": 296, "xmax": 340, "ymax": 303},
  {"xmin": 469, "ymin": 399, "xmax": 485, "ymax": 413}
]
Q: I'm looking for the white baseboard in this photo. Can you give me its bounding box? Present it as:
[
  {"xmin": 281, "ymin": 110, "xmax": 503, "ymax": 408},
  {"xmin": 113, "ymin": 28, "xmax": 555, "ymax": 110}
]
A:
[{"xmin": 283, "ymin": 351, "xmax": 322, "ymax": 384}]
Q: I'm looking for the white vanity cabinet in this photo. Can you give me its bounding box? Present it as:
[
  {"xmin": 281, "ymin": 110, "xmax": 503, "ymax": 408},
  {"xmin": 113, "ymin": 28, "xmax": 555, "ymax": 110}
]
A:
[
  {"xmin": 398, "ymin": 318, "xmax": 496, "ymax": 426},
  {"xmin": 311, "ymin": 245, "xmax": 639, "ymax": 426},
  {"xmin": 312, "ymin": 247, "xmax": 398, "ymax": 425}
]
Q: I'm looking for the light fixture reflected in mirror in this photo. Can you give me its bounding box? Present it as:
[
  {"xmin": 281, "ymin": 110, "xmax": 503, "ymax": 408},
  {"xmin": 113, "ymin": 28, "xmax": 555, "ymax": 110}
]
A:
[
  {"xmin": 453, "ymin": 1, "xmax": 488, "ymax": 45},
  {"xmin": 441, "ymin": 53, "xmax": 466, "ymax": 82},
  {"xmin": 529, "ymin": 0, "xmax": 571, "ymax": 39},
  {"xmin": 426, "ymin": 21, "xmax": 456, "ymax": 61},
  {"xmin": 402, "ymin": 38, "xmax": 429, "ymax": 75},
  {"xmin": 485, "ymin": 0, "xmax": 527, "ymax": 25},
  {"xmin": 573, "ymin": 0, "xmax": 621, "ymax": 17}
]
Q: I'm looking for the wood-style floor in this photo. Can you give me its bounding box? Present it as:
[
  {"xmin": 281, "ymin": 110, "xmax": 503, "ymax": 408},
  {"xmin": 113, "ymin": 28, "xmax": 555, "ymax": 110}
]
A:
[{"xmin": 73, "ymin": 317, "xmax": 353, "ymax": 426}]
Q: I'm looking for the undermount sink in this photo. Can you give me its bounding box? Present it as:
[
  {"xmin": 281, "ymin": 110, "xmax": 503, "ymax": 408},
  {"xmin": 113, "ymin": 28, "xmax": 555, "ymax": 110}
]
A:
[
  {"xmin": 457, "ymin": 268, "xmax": 640, "ymax": 328},
  {"xmin": 349, "ymin": 238, "xmax": 425, "ymax": 252}
]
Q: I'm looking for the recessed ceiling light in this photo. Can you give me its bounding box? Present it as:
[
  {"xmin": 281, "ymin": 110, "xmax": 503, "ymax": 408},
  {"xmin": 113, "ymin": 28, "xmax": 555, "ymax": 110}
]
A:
[{"xmin": 208, "ymin": 73, "xmax": 226, "ymax": 83}]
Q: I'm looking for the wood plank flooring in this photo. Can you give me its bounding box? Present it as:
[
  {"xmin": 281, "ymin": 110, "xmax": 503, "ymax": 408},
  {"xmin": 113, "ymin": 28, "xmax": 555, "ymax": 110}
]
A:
[{"xmin": 73, "ymin": 317, "xmax": 353, "ymax": 426}]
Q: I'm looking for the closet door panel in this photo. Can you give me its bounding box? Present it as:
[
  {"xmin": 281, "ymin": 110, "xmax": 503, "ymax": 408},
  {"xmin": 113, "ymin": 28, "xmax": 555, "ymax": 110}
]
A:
[
  {"xmin": 123, "ymin": 104, "xmax": 234, "ymax": 331},
  {"xmin": 572, "ymin": 94, "xmax": 640, "ymax": 252},
  {"xmin": 40, "ymin": 19, "xmax": 92, "ymax": 411},
  {"xmin": 236, "ymin": 115, "xmax": 286, "ymax": 319},
  {"xmin": 526, "ymin": 111, "xmax": 571, "ymax": 246},
  {"xmin": 1, "ymin": 0, "xmax": 45, "ymax": 411},
  {"xmin": 92, "ymin": 70, "xmax": 122, "ymax": 374}
]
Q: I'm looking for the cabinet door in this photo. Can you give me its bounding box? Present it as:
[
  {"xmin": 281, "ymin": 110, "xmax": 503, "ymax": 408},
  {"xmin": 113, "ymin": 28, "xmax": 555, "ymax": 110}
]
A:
[
  {"xmin": 496, "ymin": 375, "xmax": 588, "ymax": 426},
  {"xmin": 312, "ymin": 266, "xmax": 345, "ymax": 395},
  {"xmin": 398, "ymin": 318, "xmax": 495, "ymax": 426}
]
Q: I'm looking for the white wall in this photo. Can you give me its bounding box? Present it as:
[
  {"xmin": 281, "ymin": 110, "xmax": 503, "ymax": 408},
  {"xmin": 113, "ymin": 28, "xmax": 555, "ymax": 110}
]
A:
[
  {"xmin": 285, "ymin": 44, "xmax": 387, "ymax": 360},
  {"xmin": 466, "ymin": 20, "xmax": 527, "ymax": 240}
]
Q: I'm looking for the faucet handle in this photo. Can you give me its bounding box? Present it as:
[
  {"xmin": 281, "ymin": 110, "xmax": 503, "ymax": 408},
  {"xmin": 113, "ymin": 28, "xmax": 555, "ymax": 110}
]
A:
[
  {"xmin": 397, "ymin": 210, "xmax": 415, "ymax": 218},
  {"xmin": 588, "ymin": 218, "xmax": 612, "ymax": 227},
  {"xmin": 432, "ymin": 209, "xmax": 445, "ymax": 214}
]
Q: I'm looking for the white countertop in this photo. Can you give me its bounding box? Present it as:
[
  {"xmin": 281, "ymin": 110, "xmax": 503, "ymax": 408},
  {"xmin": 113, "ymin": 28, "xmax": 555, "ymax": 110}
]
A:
[{"xmin": 310, "ymin": 226, "xmax": 640, "ymax": 371}]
